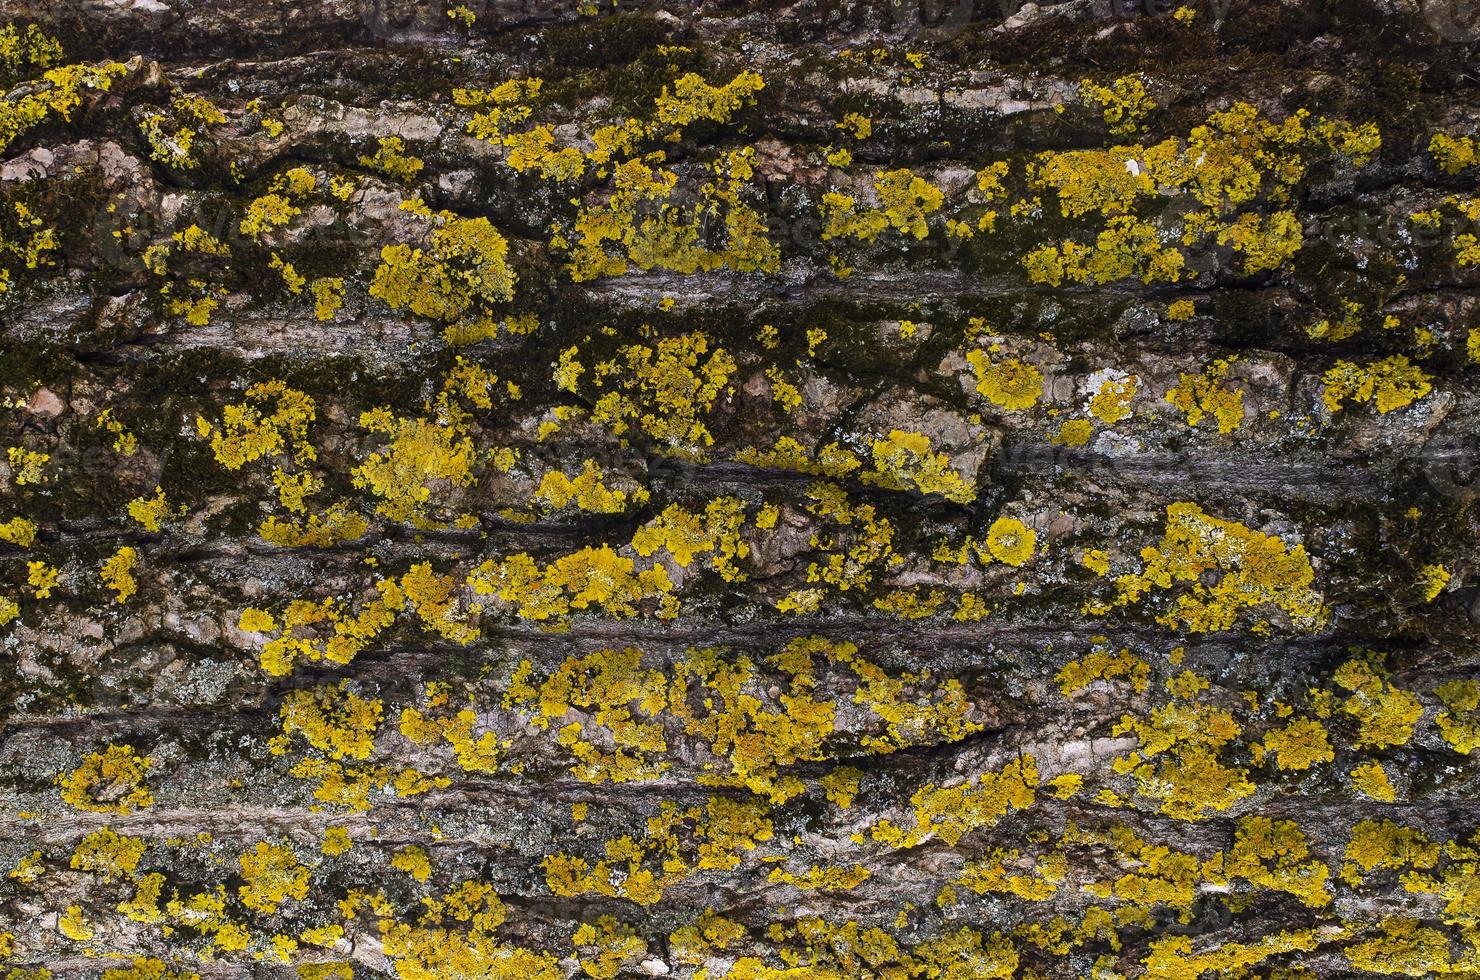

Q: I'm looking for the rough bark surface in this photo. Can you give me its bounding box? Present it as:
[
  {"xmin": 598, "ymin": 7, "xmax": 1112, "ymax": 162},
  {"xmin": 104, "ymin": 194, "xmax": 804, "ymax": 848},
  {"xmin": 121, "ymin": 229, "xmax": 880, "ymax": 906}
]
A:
[{"xmin": 0, "ymin": 0, "xmax": 1478, "ymax": 977}]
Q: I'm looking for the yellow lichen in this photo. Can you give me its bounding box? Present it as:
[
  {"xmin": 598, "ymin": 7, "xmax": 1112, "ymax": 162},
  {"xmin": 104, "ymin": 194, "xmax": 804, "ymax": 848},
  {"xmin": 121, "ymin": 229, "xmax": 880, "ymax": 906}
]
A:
[
  {"xmin": 1257, "ymin": 716, "xmax": 1334, "ymax": 771},
  {"xmin": 392, "ymin": 845, "xmax": 433, "ymax": 882},
  {"xmin": 1334, "ymin": 653, "xmax": 1422, "ymax": 749},
  {"xmin": 126, "ymin": 486, "xmax": 173, "ymax": 532},
  {"xmin": 57, "ymin": 744, "xmax": 153, "ymax": 813},
  {"xmin": 984, "ymin": 517, "xmax": 1036, "ymax": 567},
  {"xmin": 862, "ymin": 430, "xmax": 975, "ymax": 503},
  {"xmin": 100, "ymin": 545, "xmax": 138, "ymax": 603},
  {"xmin": 70, "ymin": 828, "xmax": 146, "ymax": 880},
  {"xmin": 238, "ymin": 841, "xmax": 310, "ymax": 914},
  {"xmin": 1079, "ymin": 75, "xmax": 1154, "ymax": 136},
  {"xmin": 1109, "ymin": 502, "xmax": 1326, "ymax": 633},
  {"xmin": 1057, "ymin": 647, "xmax": 1151, "ymax": 697},
  {"xmin": 1165, "ymin": 357, "xmax": 1244, "ymax": 433},
  {"xmin": 966, "ymin": 350, "xmax": 1043, "ymax": 411},
  {"xmin": 1321, "ymin": 355, "xmax": 1433, "ymax": 414},
  {"xmin": 869, "ymin": 757, "xmax": 1037, "ymax": 849},
  {"xmin": 1351, "ymin": 760, "xmax": 1397, "ymax": 802},
  {"xmin": 1429, "ymin": 132, "xmax": 1477, "ymax": 174}
]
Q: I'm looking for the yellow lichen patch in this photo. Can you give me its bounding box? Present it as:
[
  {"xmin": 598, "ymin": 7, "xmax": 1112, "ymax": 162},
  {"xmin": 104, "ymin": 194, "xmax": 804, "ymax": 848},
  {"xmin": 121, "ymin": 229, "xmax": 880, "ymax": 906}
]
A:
[
  {"xmin": 27, "ymin": 560, "xmax": 58, "ymax": 599},
  {"xmin": 820, "ymin": 767, "xmax": 862, "ymax": 809},
  {"xmin": 401, "ymin": 562, "xmax": 479, "ymax": 644},
  {"xmin": 1076, "ymin": 823, "xmax": 1204, "ymax": 919},
  {"xmin": 653, "ymin": 70, "xmax": 765, "ymax": 135},
  {"xmin": 1165, "ymin": 357, "xmax": 1244, "ymax": 433},
  {"xmin": 952, "ymin": 847, "xmax": 1066, "ymax": 902},
  {"xmin": 573, "ymin": 916, "xmax": 647, "ymax": 979},
  {"xmin": 238, "ymin": 841, "xmax": 310, "ymax": 914},
  {"xmin": 543, "ymin": 794, "xmax": 775, "ymax": 906},
  {"xmin": 861, "ymin": 429, "xmax": 975, "ymax": 503},
  {"xmin": 1081, "ymin": 549, "xmax": 1111, "ymax": 575},
  {"xmin": 369, "ymin": 211, "xmax": 516, "ymax": 333},
  {"xmin": 556, "ymin": 146, "xmax": 778, "ymax": 281},
  {"xmin": 570, "ymin": 331, "xmax": 737, "ymax": 461},
  {"xmin": 102, "ymin": 959, "xmax": 200, "ymax": 980},
  {"xmin": 533, "ymin": 459, "xmax": 643, "ymax": 514},
  {"xmin": 1111, "ymin": 675, "xmax": 1255, "ymax": 821},
  {"xmin": 873, "ymin": 587, "xmax": 947, "ymax": 619},
  {"xmin": 57, "ymin": 744, "xmax": 153, "ymax": 814},
  {"xmin": 392, "ymin": 845, "xmax": 433, "ymax": 882},
  {"xmin": 0, "ymin": 23, "xmax": 63, "ymax": 80},
  {"xmin": 1214, "ymin": 816, "xmax": 1330, "ymax": 908},
  {"xmin": 258, "ymin": 501, "xmax": 369, "ymax": 549},
  {"xmin": 322, "ymin": 826, "xmax": 352, "ymax": 856},
  {"xmin": 512, "ymin": 647, "xmax": 670, "ymax": 783},
  {"xmin": 1435, "ymin": 680, "xmax": 1480, "ymax": 754},
  {"xmin": 821, "ymin": 168, "xmax": 944, "ymax": 241},
  {"xmin": 0, "ymin": 200, "xmax": 58, "ymax": 296},
  {"xmin": 0, "ymin": 515, "xmax": 38, "ymax": 547},
  {"xmin": 70, "ymin": 828, "xmax": 147, "ymax": 880},
  {"xmin": 399, "ymin": 683, "xmax": 507, "ymax": 776},
  {"xmin": 9, "ymin": 850, "xmax": 43, "ymax": 883},
  {"xmin": 0, "ymin": 60, "xmax": 128, "ymax": 153},
  {"xmin": 1350, "ymin": 760, "xmax": 1397, "ymax": 802},
  {"xmin": 1344, "ymin": 917, "xmax": 1464, "ymax": 975},
  {"xmin": 58, "ymin": 903, "xmax": 92, "ymax": 941},
  {"xmin": 7, "ymin": 446, "xmax": 48, "ymax": 484},
  {"xmin": 310, "ymin": 277, "xmax": 344, "ymax": 321},
  {"xmin": 1305, "ymin": 297, "xmax": 1365, "ymax": 342},
  {"xmin": 984, "ymin": 517, "xmax": 1037, "ymax": 567},
  {"xmin": 631, "ymin": 497, "xmax": 750, "ymax": 582},
  {"xmin": 791, "ymin": 482, "xmax": 901, "ymax": 602},
  {"xmin": 1334, "ymin": 653, "xmax": 1423, "ymax": 749},
  {"xmin": 469, "ymin": 545, "xmax": 675, "ymax": 625},
  {"xmin": 139, "ymin": 94, "xmax": 225, "ymax": 169},
  {"xmin": 359, "ymin": 135, "xmax": 424, "ymax": 183},
  {"xmin": 1321, "ymin": 355, "xmax": 1433, "ymax": 414},
  {"xmin": 126, "ymin": 486, "xmax": 173, "ymax": 532},
  {"xmin": 276, "ymin": 682, "xmax": 383, "ymax": 761},
  {"xmin": 462, "ymin": 67, "xmax": 768, "ymax": 278},
  {"xmin": 1418, "ymin": 563, "xmax": 1451, "ymax": 602},
  {"xmin": 681, "ymin": 640, "xmax": 837, "ymax": 800},
  {"xmin": 1256, "ymin": 716, "xmax": 1334, "ymax": 771},
  {"xmin": 197, "ymin": 380, "xmax": 317, "ymax": 471},
  {"xmin": 1046, "ymin": 773, "xmax": 1083, "ymax": 799},
  {"xmin": 1429, "ymin": 132, "xmax": 1477, "ymax": 174},
  {"xmin": 1343, "ymin": 819, "xmax": 1438, "ymax": 883},
  {"xmin": 352, "ymin": 396, "xmax": 479, "ymax": 527},
  {"xmin": 1022, "ymin": 216, "xmax": 1185, "ymax": 286},
  {"xmin": 243, "ymin": 565, "xmax": 469, "ymax": 676},
  {"xmin": 966, "ymin": 349, "xmax": 1043, "ymax": 411},
  {"xmin": 1057, "ymin": 647, "xmax": 1151, "ymax": 697},
  {"xmin": 1088, "ymin": 374, "xmax": 1138, "ymax": 423},
  {"xmin": 869, "ymin": 756, "xmax": 1037, "ymax": 849},
  {"xmin": 668, "ymin": 910, "xmax": 745, "ymax": 967},
  {"xmin": 1123, "ymin": 742, "xmax": 1253, "ymax": 824},
  {"xmin": 378, "ymin": 918, "xmax": 560, "ymax": 980},
  {"xmin": 1079, "ymin": 75, "xmax": 1155, "ymax": 136},
  {"xmin": 1142, "ymin": 930, "xmax": 1325, "ymax": 979},
  {"xmin": 1052, "ymin": 419, "xmax": 1094, "ymax": 446},
  {"xmin": 240, "ymin": 170, "xmax": 312, "ymax": 239},
  {"xmin": 734, "ymin": 436, "xmax": 862, "ymax": 480},
  {"xmin": 1109, "ymin": 502, "xmax": 1326, "ymax": 633},
  {"xmin": 1216, "ymin": 209, "xmax": 1304, "ymax": 274},
  {"xmin": 768, "ymin": 863, "xmax": 872, "ymax": 892},
  {"xmin": 504, "ymin": 636, "xmax": 968, "ymax": 802}
]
